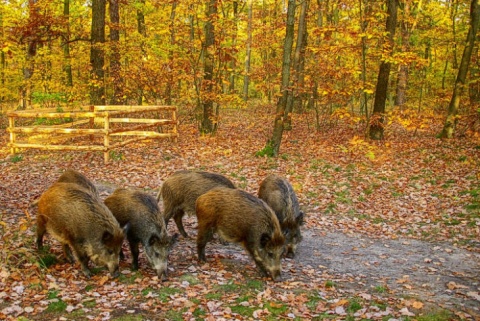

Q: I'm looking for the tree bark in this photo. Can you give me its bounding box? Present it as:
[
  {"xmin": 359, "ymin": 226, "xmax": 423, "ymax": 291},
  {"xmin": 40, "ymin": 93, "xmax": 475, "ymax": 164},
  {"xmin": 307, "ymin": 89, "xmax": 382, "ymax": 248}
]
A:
[
  {"xmin": 136, "ymin": 0, "xmax": 146, "ymax": 105},
  {"xmin": 359, "ymin": 0, "xmax": 371, "ymax": 117},
  {"xmin": 288, "ymin": 0, "xmax": 309, "ymax": 125},
  {"xmin": 63, "ymin": 0, "xmax": 73, "ymax": 88},
  {"xmin": 199, "ymin": 0, "xmax": 217, "ymax": 134},
  {"xmin": 0, "ymin": 10, "xmax": 5, "ymax": 103},
  {"xmin": 395, "ymin": 0, "xmax": 421, "ymax": 108},
  {"xmin": 109, "ymin": 0, "xmax": 123, "ymax": 105},
  {"xmin": 266, "ymin": 0, "xmax": 296, "ymax": 156},
  {"xmin": 20, "ymin": 0, "xmax": 39, "ymax": 109},
  {"xmin": 439, "ymin": 0, "xmax": 480, "ymax": 138},
  {"xmin": 243, "ymin": 0, "xmax": 253, "ymax": 101},
  {"xmin": 165, "ymin": 0, "xmax": 177, "ymax": 105},
  {"xmin": 395, "ymin": 6, "xmax": 409, "ymax": 108},
  {"xmin": 90, "ymin": 0, "xmax": 106, "ymax": 105},
  {"xmin": 369, "ymin": 0, "xmax": 398, "ymax": 140}
]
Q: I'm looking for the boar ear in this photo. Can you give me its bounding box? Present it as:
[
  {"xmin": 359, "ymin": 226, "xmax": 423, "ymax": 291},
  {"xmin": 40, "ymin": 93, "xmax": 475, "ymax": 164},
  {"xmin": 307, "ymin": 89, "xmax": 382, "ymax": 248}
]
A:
[
  {"xmin": 122, "ymin": 222, "xmax": 131, "ymax": 236},
  {"xmin": 102, "ymin": 231, "xmax": 114, "ymax": 244},
  {"xmin": 297, "ymin": 211, "xmax": 305, "ymax": 225},
  {"xmin": 260, "ymin": 233, "xmax": 271, "ymax": 248}
]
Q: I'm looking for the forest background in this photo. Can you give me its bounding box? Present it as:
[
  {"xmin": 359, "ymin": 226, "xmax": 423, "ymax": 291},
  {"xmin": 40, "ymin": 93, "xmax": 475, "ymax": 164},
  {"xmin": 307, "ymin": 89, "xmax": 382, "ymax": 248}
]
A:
[
  {"xmin": 0, "ymin": 0, "xmax": 480, "ymax": 320},
  {"xmin": 0, "ymin": 0, "xmax": 479, "ymax": 140}
]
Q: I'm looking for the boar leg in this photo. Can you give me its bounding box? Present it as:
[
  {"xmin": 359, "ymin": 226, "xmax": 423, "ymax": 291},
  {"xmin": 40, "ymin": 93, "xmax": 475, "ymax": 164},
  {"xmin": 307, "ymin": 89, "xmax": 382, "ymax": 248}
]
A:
[
  {"xmin": 197, "ymin": 227, "xmax": 214, "ymax": 262},
  {"xmin": 245, "ymin": 243, "xmax": 269, "ymax": 278},
  {"xmin": 129, "ymin": 240, "xmax": 141, "ymax": 270},
  {"xmin": 36, "ymin": 216, "xmax": 47, "ymax": 250},
  {"xmin": 78, "ymin": 254, "xmax": 92, "ymax": 278},
  {"xmin": 62, "ymin": 244, "xmax": 75, "ymax": 263},
  {"xmin": 69, "ymin": 245, "xmax": 92, "ymax": 278},
  {"xmin": 173, "ymin": 210, "xmax": 188, "ymax": 238}
]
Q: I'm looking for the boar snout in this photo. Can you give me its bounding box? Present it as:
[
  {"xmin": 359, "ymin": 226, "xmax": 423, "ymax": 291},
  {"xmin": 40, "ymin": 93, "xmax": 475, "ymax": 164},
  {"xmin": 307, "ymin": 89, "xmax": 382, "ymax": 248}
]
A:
[{"xmin": 269, "ymin": 269, "xmax": 282, "ymax": 282}]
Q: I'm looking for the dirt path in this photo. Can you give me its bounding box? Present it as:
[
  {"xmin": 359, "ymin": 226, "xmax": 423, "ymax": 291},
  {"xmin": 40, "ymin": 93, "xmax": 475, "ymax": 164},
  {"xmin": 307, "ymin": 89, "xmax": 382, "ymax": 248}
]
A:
[
  {"xmin": 101, "ymin": 184, "xmax": 480, "ymax": 317},
  {"xmin": 295, "ymin": 229, "xmax": 480, "ymax": 316}
]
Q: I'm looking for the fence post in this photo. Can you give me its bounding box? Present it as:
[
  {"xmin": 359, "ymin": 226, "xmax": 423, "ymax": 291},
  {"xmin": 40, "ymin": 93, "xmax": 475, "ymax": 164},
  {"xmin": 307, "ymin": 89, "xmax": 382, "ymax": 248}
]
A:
[
  {"xmin": 89, "ymin": 105, "xmax": 95, "ymax": 142},
  {"xmin": 172, "ymin": 107, "xmax": 178, "ymax": 143},
  {"xmin": 8, "ymin": 115, "xmax": 16, "ymax": 154},
  {"xmin": 103, "ymin": 111, "xmax": 110, "ymax": 163}
]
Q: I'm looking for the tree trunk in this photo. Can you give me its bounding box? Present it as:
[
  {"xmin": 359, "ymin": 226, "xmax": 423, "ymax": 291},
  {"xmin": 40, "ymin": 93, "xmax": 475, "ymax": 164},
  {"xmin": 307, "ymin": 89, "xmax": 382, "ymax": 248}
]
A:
[
  {"xmin": 469, "ymin": 46, "xmax": 480, "ymax": 104},
  {"xmin": 359, "ymin": 0, "xmax": 371, "ymax": 117},
  {"xmin": 227, "ymin": 0, "xmax": 238, "ymax": 95},
  {"xmin": 439, "ymin": 0, "xmax": 480, "ymax": 138},
  {"xmin": 243, "ymin": 0, "xmax": 253, "ymax": 101},
  {"xmin": 90, "ymin": 0, "xmax": 106, "ymax": 105},
  {"xmin": 109, "ymin": 0, "xmax": 123, "ymax": 105},
  {"xmin": 394, "ymin": 2, "xmax": 408, "ymax": 108},
  {"xmin": 0, "ymin": 10, "xmax": 5, "ymax": 103},
  {"xmin": 63, "ymin": 0, "xmax": 73, "ymax": 88},
  {"xmin": 451, "ymin": 0, "xmax": 459, "ymax": 70},
  {"xmin": 290, "ymin": 0, "xmax": 309, "ymax": 118},
  {"xmin": 369, "ymin": 0, "xmax": 398, "ymax": 140},
  {"xmin": 395, "ymin": 0, "xmax": 421, "ymax": 108},
  {"xmin": 20, "ymin": 0, "xmax": 39, "ymax": 109},
  {"xmin": 199, "ymin": 0, "xmax": 217, "ymax": 134},
  {"xmin": 266, "ymin": 0, "xmax": 296, "ymax": 156},
  {"xmin": 136, "ymin": 0, "xmax": 146, "ymax": 105},
  {"xmin": 165, "ymin": 0, "xmax": 177, "ymax": 105}
]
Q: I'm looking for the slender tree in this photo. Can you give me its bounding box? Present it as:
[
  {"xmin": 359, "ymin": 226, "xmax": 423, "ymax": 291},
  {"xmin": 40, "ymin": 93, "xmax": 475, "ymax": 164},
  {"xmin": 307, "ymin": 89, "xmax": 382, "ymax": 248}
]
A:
[
  {"xmin": 0, "ymin": 9, "xmax": 5, "ymax": 103},
  {"xmin": 265, "ymin": 0, "xmax": 296, "ymax": 156},
  {"xmin": 439, "ymin": 0, "xmax": 480, "ymax": 138},
  {"xmin": 63, "ymin": 0, "xmax": 73, "ymax": 87},
  {"xmin": 20, "ymin": 0, "xmax": 39, "ymax": 109},
  {"xmin": 90, "ymin": 0, "xmax": 106, "ymax": 105},
  {"xmin": 359, "ymin": 0, "xmax": 371, "ymax": 117},
  {"xmin": 200, "ymin": 0, "xmax": 218, "ymax": 134},
  {"xmin": 394, "ymin": 0, "xmax": 421, "ymax": 108},
  {"xmin": 288, "ymin": 0, "xmax": 309, "ymax": 126},
  {"xmin": 243, "ymin": 0, "xmax": 253, "ymax": 101},
  {"xmin": 165, "ymin": 0, "xmax": 177, "ymax": 105},
  {"xmin": 369, "ymin": 0, "xmax": 398, "ymax": 140},
  {"xmin": 109, "ymin": 0, "xmax": 123, "ymax": 104},
  {"xmin": 136, "ymin": 0, "xmax": 146, "ymax": 105}
]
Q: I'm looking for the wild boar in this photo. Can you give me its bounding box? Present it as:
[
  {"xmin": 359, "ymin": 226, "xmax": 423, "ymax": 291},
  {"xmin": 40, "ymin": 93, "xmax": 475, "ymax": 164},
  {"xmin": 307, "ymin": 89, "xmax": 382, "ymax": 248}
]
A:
[
  {"xmin": 157, "ymin": 170, "xmax": 236, "ymax": 237},
  {"xmin": 195, "ymin": 187, "xmax": 285, "ymax": 281},
  {"xmin": 258, "ymin": 174, "xmax": 304, "ymax": 258},
  {"xmin": 36, "ymin": 182, "xmax": 126, "ymax": 277},
  {"xmin": 104, "ymin": 188, "xmax": 177, "ymax": 280},
  {"xmin": 56, "ymin": 169, "xmax": 99, "ymax": 197}
]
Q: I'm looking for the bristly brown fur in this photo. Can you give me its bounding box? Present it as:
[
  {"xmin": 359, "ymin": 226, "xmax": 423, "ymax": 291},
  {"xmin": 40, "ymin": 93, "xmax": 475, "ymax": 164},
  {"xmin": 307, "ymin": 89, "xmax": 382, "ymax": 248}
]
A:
[
  {"xmin": 196, "ymin": 187, "xmax": 285, "ymax": 280},
  {"xmin": 159, "ymin": 170, "xmax": 236, "ymax": 237}
]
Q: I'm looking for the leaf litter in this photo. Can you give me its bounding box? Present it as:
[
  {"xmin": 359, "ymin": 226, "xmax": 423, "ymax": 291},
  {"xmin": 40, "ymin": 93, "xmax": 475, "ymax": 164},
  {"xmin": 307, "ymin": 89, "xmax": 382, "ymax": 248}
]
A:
[{"xmin": 0, "ymin": 107, "xmax": 479, "ymax": 320}]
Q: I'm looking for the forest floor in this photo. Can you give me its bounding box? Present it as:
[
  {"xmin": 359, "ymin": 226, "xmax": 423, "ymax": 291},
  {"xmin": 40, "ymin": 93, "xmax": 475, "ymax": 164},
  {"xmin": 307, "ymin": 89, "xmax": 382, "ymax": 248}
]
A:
[{"xmin": 0, "ymin": 105, "xmax": 479, "ymax": 320}]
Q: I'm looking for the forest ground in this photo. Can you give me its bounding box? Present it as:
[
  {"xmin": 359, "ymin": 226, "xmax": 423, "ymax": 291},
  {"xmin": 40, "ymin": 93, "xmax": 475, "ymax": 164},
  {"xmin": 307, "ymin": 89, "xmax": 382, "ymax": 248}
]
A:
[{"xmin": 0, "ymin": 104, "xmax": 479, "ymax": 320}]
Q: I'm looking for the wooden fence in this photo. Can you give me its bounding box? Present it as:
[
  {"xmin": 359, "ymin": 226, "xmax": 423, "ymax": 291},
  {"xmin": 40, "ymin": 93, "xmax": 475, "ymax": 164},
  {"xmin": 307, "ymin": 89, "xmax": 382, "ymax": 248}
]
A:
[{"xmin": 7, "ymin": 105, "xmax": 178, "ymax": 163}]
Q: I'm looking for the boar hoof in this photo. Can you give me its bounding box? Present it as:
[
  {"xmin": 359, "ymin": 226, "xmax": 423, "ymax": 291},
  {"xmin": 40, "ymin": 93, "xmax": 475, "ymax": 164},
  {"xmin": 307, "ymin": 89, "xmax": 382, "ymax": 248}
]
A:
[
  {"xmin": 158, "ymin": 271, "xmax": 168, "ymax": 282},
  {"xmin": 82, "ymin": 269, "xmax": 92, "ymax": 279}
]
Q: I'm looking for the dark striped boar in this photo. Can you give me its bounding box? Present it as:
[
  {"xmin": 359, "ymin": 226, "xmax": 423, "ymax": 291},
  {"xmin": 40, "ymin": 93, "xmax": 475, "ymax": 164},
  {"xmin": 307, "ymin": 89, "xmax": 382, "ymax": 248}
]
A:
[
  {"xmin": 195, "ymin": 187, "xmax": 285, "ymax": 281},
  {"xmin": 36, "ymin": 182, "xmax": 126, "ymax": 277},
  {"xmin": 157, "ymin": 170, "xmax": 236, "ymax": 237},
  {"xmin": 258, "ymin": 174, "xmax": 304, "ymax": 258},
  {"xmin": 104, "ymin": 188, "xmax": 177, "ymax": 280},
  {"xmin": 56, "ymin": 169, "xmax": 99, "ymax": 197}
]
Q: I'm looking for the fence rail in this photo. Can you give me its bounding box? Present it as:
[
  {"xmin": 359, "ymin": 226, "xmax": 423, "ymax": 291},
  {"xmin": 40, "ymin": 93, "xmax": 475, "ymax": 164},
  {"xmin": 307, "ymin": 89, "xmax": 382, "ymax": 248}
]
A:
[{"xmin": 7, "ymin": 105, "xmax": 178, "ymax": 163}]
